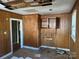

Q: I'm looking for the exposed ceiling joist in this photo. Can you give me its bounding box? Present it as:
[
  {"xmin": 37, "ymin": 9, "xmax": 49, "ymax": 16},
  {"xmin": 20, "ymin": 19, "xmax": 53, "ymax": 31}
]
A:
[
  {"xmin": 1, "ymin": 0, "xmax": 15, "ymax": 3},
  {"xmin": 0, "ymin": 0, "xmax": 54, "ymax": 10},
  {"xmin": 34, "ymin": 0, "xmax": 53, "ymax": 3},
  {"xmin": 0, "ymin": 0, "xmax": 76, "ymax": 15}
]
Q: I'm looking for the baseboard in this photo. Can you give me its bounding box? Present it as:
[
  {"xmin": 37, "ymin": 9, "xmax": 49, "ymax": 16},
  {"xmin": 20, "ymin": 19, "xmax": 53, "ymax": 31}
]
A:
[
  {"xmin": 70, "ymin": 52, "xmax": 77, "ymax": 58},
  {"xmin": 57, "ymin": 47, "xmax": 70, "ymax": 51},
  {"xmin": 40, "ymin": 45, "xmax": 70, "ymax": 51},
  {"xmin": 23, "ymin": 46, "xmax": 39, "ymax": 50},
  {"xmin": 40, "ymin": 46, "xmax": 56, "ymax": 49},
  {"xmin": 23, "ymin": 45, "xmax": 70, "ymax": 51},
  {"xmin": 0, "ymin": 52, "xmax": 12, "ymax": 59}
]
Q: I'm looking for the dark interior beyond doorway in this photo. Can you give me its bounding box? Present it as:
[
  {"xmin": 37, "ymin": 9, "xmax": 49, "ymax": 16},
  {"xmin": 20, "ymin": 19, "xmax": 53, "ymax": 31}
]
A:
[{"xmin": 12, "ymin": 20, "xmax": 20, "ymax": 52}]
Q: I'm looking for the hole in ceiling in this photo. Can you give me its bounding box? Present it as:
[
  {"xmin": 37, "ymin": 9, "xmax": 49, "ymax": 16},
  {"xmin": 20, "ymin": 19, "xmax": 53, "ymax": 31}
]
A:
[{"xmin": 49, "ymin": 9, "xmax": 52, "ymax": 11}]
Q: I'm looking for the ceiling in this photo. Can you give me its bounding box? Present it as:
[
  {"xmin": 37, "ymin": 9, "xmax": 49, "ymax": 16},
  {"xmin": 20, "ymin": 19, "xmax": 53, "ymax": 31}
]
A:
[{"xmin": 0, "ymin": 0, "xmax": 76, "ymax": 15}]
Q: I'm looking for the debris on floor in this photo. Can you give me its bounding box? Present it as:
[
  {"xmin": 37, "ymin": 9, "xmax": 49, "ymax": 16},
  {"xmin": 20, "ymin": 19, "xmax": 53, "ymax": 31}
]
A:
[
  {"xmin": 56, "ymin": 49, "xmax": 67, "ymax": 55},
  {"xmin": 11, "ymin": 56, "xmax": 32, "ymax": 59}
]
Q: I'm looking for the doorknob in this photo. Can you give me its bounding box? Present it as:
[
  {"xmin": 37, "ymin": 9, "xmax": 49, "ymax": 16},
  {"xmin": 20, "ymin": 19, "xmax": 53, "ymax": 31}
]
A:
[{"xmin": 4, "ymin": 31, "xmax": 7, "ymax": 35}]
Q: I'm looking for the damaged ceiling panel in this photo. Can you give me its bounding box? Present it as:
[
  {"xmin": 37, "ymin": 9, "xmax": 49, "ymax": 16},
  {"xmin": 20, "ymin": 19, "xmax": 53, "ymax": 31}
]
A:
[
  {"xmin": 0, "ymin": 0, "xmax": 76, "ymax": 15},
  {"xmin": 0, "ymin": 0, "xmax": 55, "ymax": 10},
  {"xmin": 1, "ymin": 0, "xmax": 15, "ymax": 3}
]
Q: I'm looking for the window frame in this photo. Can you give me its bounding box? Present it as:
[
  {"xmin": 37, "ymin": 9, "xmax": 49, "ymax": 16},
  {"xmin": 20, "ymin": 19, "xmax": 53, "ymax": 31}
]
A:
[{"xmin": 71, "ymin": 9, "xmax": 77, "ymax": 42}]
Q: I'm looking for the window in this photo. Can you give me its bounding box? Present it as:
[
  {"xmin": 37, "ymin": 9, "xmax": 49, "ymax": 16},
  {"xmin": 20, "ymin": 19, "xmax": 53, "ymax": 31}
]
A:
[
  {"xmin": 41, "ymin": 18, "xmax": 48, "ymax": 28},
  {"xmin": 71, "ymin": 10, "xmax": 77, "ymax": 42},
  {"xmin": 48, "ymin": 18, "xmax": 56, "ymax": 28},
  {"xmin": 41, "ymin": 17, "xmax": 60, "ymax": 29}
]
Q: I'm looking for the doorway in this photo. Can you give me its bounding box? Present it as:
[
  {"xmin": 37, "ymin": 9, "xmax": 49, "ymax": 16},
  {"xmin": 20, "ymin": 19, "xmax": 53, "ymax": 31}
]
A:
[{"xmin": 10, "ymin": 18, "xmax": 23, "ymax": 52}]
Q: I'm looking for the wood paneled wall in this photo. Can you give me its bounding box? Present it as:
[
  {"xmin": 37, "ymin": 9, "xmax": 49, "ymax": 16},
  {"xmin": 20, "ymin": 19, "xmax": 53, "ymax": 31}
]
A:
[
  {"xmin": 22, "ymin": 13, "xmax": 71, "ymax": 49},
  {"xmin": 41, "ymin": 13, "xmax": 71, "ymax": 48},
  {"xmin": 70, "ymin": 0, "xmax": 79, "ymax": 59},
  {"xmin": 0, "ymin": 10, "xmax": 22, "ymax": 57},
  {"xmin": 23, "ymin": 14, "xmax": 41, "ymax": 47}
]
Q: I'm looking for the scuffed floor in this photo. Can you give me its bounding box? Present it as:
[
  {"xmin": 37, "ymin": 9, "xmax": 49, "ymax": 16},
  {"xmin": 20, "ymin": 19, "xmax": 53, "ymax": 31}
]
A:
[{"xmin": 5, "ymin": 48, "xmax": 70, "ymax": 59}]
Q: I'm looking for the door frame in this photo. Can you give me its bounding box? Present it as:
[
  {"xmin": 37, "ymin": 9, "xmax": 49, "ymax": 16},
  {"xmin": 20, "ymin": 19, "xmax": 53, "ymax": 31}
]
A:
[{"xmin": 10, "ymin": 18, "xmax": 23, "ymax": 53}]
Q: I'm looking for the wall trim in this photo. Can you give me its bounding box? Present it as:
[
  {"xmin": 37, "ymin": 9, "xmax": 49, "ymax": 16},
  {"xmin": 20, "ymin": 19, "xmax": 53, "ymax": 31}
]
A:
[
  {"xmin": 40, "ymin": 45, "xmax": 70, "ymax": 51},
  {"xmin": 23, "ymin": 46, "xmax": 39, "ymax": 50},
  {"xmin": 10, "ymin": 18, "xmax": 23, "ymax": 53},
  {"xmin": 0, "ymin": 52, "xmax": 12, "ymax": 59}
]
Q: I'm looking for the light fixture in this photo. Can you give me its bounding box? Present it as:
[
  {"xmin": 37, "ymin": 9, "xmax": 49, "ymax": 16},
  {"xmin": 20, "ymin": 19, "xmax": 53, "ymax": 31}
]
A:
[{"xmin": 49, "ymin": 9, "xmax": 52, "ymax": 11}]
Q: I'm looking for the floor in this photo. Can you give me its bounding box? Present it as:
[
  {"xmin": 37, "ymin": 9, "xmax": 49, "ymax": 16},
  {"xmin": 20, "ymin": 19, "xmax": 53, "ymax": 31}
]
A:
[{"xmin": 5, "ymin": 48, "xmax": 70, "ymax": 59}]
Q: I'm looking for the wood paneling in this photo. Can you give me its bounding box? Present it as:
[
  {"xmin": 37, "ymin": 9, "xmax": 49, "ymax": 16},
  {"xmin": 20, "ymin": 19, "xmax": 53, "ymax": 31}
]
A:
[
  {"xmin": 41, "ymin": 13, "xmax": 71, "ymax": 48},
  {"xmin": 70, "ymin": 0, "xmax": 79, "ymax": 59},
  {"xmin": 0, "ymin": 10, "xmax": 22, "ymax": 57},
  {"xmin": 22, "ymin": 13, "xmax": 70, "ymax": 48},
  {"xmin": 41, "ymin": 29, "xmax": 56, "ymax": 46},
  {"xmin": 23, "ymin": 14, "xmax": 41, "ymax": 47}
]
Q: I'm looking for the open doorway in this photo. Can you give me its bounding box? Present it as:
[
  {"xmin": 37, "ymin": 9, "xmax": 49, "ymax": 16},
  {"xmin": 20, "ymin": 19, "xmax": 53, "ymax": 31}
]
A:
[{"xmin": 10, "ymin": 18, "xmax": 23, "ymax": 52}]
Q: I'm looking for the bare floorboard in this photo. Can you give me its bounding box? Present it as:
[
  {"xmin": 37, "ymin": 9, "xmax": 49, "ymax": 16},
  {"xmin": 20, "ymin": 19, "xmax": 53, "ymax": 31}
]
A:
[{"xmin": 5, "ymin": 48, "xmax": 69, "ymax": 59}]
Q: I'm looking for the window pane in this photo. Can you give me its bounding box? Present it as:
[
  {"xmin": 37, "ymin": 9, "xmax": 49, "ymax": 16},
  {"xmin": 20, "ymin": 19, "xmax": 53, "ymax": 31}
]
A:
[{"xmin": 71, "ymin": 10, "xmax": 77, "ymax": 42}]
